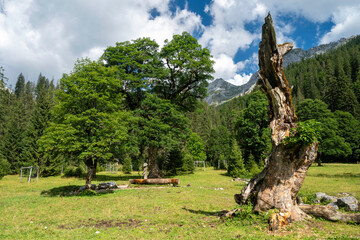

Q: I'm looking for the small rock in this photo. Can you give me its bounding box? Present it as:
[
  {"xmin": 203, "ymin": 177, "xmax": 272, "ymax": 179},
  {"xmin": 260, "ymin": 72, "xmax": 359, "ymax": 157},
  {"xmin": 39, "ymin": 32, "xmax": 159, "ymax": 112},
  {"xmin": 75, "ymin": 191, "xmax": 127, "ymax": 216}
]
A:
[
  {"xmin": 313, "ymin": 199, "xmax": 320, "ymax": 204},
  {"xmin": 187, "ymin": 183, "xmax": 191, "ymax": 187},
  {"xmin": 322, "ymin": 195, "xmax": 336, "ymax": 202},
  {"xmin": 315, "ymin": 192, "xmax": 326, "ymax": 199},
  {"xmin": 79, "ymin": 184, "xmax": 97, "ymax": 191},
  {"xmin": 98, "ymin": 182, "xmax": 117, "ymax": 189},
  {"xmin": 233, "ymin": 178, "xmax": 250, "ymax": 183},
  {"xmin": 337, "ymin": 192, "xmax": 351, "ymax": 197},
  {"xmin": 95, "ymin": 231, "xmax": 100, "ymax": 234},
  {"xmin": 327, "ymin": 202, "xmax": 339, "ymax": 210}
]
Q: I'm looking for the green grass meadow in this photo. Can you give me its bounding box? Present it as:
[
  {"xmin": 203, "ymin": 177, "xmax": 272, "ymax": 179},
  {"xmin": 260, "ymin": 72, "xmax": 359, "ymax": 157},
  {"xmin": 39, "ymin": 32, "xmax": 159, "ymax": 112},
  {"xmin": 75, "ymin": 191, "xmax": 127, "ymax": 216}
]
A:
[{"xmin": 0, "ymin": 164, "xmax": 359, "ymax": 239}]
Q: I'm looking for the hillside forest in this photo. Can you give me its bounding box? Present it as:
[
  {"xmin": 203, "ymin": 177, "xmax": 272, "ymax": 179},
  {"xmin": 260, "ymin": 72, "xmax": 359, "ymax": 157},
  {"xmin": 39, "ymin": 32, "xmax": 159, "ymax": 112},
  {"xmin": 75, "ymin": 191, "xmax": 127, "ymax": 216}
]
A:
[{"xmin": 0, "ymin": 33, "xmax": 359, "ymax": 182}]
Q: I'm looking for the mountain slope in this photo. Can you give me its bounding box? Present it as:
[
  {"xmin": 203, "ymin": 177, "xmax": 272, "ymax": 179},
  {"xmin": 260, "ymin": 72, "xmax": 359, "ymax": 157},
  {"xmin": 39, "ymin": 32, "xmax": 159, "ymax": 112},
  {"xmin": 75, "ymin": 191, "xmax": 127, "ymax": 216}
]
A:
[{"xmin": 206, "ymin": 36, "xmax": 354, "ymax": 105}]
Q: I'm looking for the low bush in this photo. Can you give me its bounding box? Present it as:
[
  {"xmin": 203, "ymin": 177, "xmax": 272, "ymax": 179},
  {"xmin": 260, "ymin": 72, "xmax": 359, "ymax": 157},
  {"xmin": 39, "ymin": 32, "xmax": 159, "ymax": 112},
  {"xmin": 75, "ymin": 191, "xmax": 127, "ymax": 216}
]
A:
[{"xmin": 63, "ymin": 166, "xmax": 84, "ymax": 178}]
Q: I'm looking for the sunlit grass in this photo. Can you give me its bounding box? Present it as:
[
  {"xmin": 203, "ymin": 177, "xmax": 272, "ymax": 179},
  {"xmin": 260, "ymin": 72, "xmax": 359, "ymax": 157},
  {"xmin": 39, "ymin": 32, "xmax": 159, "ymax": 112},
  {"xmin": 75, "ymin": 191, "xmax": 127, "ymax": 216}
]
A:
[
  {"xmin": 300, "ymin": 163, "xmax": 360, "ymax": 198},
  {"xmin": 0, "ymin": 164, "xmax": 359, "ymax": 239}
]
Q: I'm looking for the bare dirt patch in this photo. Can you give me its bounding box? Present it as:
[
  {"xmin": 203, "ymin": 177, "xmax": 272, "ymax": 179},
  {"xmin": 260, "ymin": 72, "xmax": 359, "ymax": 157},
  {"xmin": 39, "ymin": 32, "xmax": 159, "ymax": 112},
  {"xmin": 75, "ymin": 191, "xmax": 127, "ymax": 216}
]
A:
[{"xmin": 58, "ymin": 218, "xmax": 142, "ymax": 229}]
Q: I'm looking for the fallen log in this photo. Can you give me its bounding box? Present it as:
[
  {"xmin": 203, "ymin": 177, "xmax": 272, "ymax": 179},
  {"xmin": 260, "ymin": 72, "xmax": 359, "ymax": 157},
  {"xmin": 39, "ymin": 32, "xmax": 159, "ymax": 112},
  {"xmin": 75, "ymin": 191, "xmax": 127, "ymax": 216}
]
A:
[
  {"xmin": 300, "ymin": 205, "xmax": 360, "ymax": 223},
  {"xmin": 129, "ymin": 178, "xmax": 179, "ymax": 185}
]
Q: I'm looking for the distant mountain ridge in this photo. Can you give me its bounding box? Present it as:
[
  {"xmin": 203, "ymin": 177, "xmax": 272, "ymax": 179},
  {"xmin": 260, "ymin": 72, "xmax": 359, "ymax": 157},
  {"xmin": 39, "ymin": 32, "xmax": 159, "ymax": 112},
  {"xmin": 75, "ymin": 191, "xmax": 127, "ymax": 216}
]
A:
[{"xmin": 205, "ymin": 36, "xmax": 355, "ymax": 105}]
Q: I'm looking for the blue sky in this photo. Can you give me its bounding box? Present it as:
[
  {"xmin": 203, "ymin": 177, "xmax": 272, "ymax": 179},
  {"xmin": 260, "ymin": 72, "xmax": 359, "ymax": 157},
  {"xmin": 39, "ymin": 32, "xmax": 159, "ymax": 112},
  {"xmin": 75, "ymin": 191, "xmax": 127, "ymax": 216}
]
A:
[{"xmin": 1, "ymin": 0, "xmax": 360, "ymax": 87}]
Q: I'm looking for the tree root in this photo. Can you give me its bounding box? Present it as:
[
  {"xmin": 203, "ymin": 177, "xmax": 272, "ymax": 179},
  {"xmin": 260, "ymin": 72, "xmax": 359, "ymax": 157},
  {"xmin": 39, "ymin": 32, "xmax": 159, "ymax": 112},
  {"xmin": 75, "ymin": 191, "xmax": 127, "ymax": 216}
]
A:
[
  {"xmin": 300, "ymin": 205, "xmax": 360, "ymax": 223},
  {"xmin": 219, "ymin": 208, "xmax": 239, "ymax": 219},
  {"xmin": 234, "ymin": 164, "xmax": 268, "ymax": 205}
]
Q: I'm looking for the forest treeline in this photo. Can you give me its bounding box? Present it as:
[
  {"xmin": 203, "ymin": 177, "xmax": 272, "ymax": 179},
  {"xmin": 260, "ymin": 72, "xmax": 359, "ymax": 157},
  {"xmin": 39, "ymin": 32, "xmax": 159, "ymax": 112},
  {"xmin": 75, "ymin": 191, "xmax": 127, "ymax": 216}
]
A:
[
  {"xmin": 1, "ymin": 34, "xmax": 359, "ymax": 181},
  {"xmin": 213, "ymin": 35, "xmax": 360, "ymax": 166}
]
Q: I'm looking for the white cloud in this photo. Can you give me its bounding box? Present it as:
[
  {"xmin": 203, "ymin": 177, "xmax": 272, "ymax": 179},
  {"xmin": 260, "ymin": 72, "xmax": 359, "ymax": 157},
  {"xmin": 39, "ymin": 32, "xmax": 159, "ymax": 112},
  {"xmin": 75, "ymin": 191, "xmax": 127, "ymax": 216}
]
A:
[
  {"xmin": 199, "ymin": 0, "xmax": 265, "ymax": 58},
  {"xmin": 1, "ymin": 0, "xmax": 360, "ymax": 88},
  {"xmin": 81, "ymin": 47, "xmax": 104, "ymax": 61},
  {"xmin": 320, "ymin": 5, "xmax": 360, "ymax": 44},
  {"xmin": 213, "ymin": 53, "xmax": 256, "ymax": 85},
  {"xmin": 228, "ymin": 73, "xmax": 252, "ymax": 86},
  {"xmin": 0, "ymin": 0, "xmax": 203, "ymax": 85}
]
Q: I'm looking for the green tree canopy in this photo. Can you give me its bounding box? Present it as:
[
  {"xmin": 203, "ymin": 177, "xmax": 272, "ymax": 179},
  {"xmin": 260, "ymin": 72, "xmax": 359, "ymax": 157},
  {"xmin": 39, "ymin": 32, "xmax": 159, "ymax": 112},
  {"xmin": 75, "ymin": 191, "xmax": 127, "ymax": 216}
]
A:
[
  {"xmin": 206, "ymin": 125, "xmax": 232, "ymax": 168},
  {"xmin": 101, "ymin": 37, "xmax": 163, "ymax": 110},
  {"xmin": 185, "ymin": 132, "xmax": 206, "ymax": 163},
  {"xmin": 153, "ymin": 32, "xmax": 215, "ymax": 111},
  {"xmin": 39, "ymin": 59, "xmax": 131, "ymax": 186},
  {"xmin": 135, "ymin": 93, "xmax": 189, "ymax": 178},
  {"xmin": 235, "ymin": 91, "xmax": 271, "ymax": 164},
  {"xmin": 297, "ymin": 99, "xmax": 352, "ymax": 163}
]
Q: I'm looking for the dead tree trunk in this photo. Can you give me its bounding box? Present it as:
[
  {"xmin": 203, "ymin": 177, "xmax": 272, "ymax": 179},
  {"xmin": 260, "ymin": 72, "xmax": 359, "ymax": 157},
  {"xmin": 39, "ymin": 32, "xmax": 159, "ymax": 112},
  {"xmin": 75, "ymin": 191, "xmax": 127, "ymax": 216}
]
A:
[{"xmin": 234, "ymin": 13, "xmax": 318, "ymax": 221}]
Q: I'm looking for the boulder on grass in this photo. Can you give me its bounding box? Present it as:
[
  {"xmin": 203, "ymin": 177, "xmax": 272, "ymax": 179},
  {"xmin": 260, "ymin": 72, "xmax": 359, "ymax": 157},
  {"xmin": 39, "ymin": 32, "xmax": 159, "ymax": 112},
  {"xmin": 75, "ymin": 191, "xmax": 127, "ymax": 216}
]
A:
[
  {"xmin": 98, "ymin": 182, "xmax": 117, "ymax": 189},
  {"xmin": 79, "ymin": 184, "xmax": 97, "ymax": 191},
  {"xmin": 337, "ymin": 197, "xmax": 359, "ymax": 212},
  {"xmin": 315, "ymin": 192, "xmax": 326, "ymax": 199},
  {"xmin": 322, "ymin": 195, "xmax": 336, "ymax": 202},
  {"xmin": 327, "ymin": 202, "xmax": 339, "ymax": 210}
]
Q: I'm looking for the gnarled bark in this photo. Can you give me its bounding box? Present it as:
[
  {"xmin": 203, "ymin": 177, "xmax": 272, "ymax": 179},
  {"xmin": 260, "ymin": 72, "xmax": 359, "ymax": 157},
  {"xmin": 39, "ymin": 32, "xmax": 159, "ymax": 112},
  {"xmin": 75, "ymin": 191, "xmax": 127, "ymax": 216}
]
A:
[{"xmin": 235, "ymin": 13, "xmax": 318, "ymax": 221}]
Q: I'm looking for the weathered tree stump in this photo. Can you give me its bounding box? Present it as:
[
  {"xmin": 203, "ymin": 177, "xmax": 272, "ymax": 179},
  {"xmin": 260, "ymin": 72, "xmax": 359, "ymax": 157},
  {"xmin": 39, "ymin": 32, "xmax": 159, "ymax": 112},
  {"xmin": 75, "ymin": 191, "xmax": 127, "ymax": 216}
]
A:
[{"xmin": 234, "ymin": 13, "xmax": 318, "ymax": 221}]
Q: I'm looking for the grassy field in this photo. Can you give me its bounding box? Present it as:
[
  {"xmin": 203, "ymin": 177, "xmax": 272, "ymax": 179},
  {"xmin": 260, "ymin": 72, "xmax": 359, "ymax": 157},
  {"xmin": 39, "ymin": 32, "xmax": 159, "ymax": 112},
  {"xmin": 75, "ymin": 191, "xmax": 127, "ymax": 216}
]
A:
[{"xmin": 0, "ymin": 164, "xmax": 359, "ymax": 239}]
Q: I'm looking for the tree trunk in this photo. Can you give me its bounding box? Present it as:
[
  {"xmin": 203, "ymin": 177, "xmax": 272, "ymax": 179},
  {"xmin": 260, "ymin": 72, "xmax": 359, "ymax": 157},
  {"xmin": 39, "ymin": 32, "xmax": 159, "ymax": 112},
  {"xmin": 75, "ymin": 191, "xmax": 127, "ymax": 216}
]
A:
[
  {"xmin": 235, "ymin": 13, "xmax": 318, "ymax": 221},
  {"xmin": 85, "ymin": 158, "xmax": 97, "ymax": 188},
  {"xmin": 148, "ymin": 145, "xmax": 163, "ymax": 178},
  {"xmin": 316, "ymin": 154, "xmax": 323, "ymax": 166},
  {"xmin": 92, "ymin": 160, "xmax": 97, "ymax": 178}
]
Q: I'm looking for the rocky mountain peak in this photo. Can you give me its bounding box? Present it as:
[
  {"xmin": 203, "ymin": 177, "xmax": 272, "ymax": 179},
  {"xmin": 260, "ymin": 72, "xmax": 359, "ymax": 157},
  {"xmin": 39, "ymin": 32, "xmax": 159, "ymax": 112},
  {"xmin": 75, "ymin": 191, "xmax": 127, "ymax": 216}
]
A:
[{"xmin": 206, "ymin": 36, "xmax": 355, "ymax": 105}]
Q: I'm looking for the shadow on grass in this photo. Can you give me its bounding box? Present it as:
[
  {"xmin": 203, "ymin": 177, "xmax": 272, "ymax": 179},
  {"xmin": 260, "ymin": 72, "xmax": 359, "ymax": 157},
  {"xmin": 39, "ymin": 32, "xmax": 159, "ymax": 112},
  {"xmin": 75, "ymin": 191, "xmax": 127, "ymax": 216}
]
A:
[
  {"xmin": 41, "ymin": 185, "xmax": 115, "ymax": 197},
  {"xmin": 41, "ymin": 185, "xmax": 81, "ymax": 197},
  {"xmin": 220, "ymin": 173, "xmax": 231, "ymax": 177},
  {"xmin": 182, "ymin": 207, "xmax": 220, "ymax": 216},
  {"xmin": 307, "ymin": 173, "xmax": 360, "ymax": 178},
  {"xmin": 93, "ymin": 174, "xmax": 141, "ymax": 182}
]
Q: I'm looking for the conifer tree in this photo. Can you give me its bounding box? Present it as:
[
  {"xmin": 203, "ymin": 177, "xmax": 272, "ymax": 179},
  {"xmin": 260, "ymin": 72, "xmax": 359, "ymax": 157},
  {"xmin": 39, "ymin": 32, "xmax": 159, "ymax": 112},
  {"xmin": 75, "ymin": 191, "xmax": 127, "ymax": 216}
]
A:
[
  {"xmin": 122, "ymin": 154, "xmax": 132, "ymax": 174},
  {"xmin": 14, "ymin": 73, "xmax": 25, "ymax": 98},
  {"xmin": 227, "ymin": 139, "xmax": 245, "ymax": 178}
]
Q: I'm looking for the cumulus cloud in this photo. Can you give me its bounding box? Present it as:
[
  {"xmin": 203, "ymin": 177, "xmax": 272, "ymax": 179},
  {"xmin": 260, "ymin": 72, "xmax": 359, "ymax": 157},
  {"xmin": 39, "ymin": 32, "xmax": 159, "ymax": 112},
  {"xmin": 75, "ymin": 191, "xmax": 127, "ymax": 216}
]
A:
[
  {"xmin": 1, "ymin": 0, "xmax": 360, "ymax": 88},
  {"xmin": 212, "ymin": 53, "xmax": 257, "ymax": 86},
  {"xmin": 200, "ymin": 0, "xmax": 360, "ymax": 86},
  {"xmin": 320, "ymin": 5, "xmax": 360, "ymax": 44},
  {"xmin": 199, "ymin": 0, "xmax": 266, "ymax": 58},
  {"xmin": 0, "ymin": 0, "xmax": 203, "ymax": 85}
]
